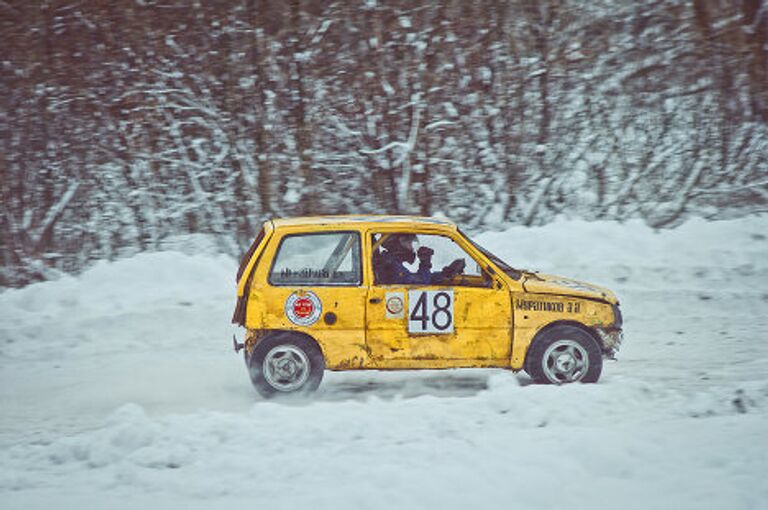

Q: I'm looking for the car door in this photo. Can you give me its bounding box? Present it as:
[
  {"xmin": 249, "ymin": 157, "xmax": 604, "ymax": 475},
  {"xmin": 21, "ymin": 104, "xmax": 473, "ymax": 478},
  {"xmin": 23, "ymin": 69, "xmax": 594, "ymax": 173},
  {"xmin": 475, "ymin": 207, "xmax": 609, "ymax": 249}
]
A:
[
  {"xmin": 365, "ymin": 230, "xmax": 513, "ymax": 368},
  {"xmin": 258, "ymin": 230, "xmax": 369, "ymax": 368}
]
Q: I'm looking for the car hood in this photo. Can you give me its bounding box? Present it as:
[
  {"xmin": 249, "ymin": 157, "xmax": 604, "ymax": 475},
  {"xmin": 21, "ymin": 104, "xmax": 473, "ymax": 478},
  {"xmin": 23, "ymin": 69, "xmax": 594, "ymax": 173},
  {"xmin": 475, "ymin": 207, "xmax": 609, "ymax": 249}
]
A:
[{"xmin": 521, "ymin": 272, "xmax": 619, "ymax": 304}]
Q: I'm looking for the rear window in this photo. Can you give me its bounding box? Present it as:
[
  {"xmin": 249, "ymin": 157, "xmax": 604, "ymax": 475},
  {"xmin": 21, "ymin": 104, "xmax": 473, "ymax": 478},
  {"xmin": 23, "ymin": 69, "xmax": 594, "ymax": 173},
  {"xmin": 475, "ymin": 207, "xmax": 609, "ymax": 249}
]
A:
[{"xmin": 269, "ymin": 232, "xmax": 362, "ymax": 286}]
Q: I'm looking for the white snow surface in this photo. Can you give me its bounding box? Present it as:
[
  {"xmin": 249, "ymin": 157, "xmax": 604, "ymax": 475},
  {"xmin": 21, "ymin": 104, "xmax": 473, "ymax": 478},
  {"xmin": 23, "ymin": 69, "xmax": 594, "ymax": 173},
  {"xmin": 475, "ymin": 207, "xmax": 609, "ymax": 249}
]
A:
[{"xmin": 1, "ymin": 216, "xmax": 768, "ymax": 510}]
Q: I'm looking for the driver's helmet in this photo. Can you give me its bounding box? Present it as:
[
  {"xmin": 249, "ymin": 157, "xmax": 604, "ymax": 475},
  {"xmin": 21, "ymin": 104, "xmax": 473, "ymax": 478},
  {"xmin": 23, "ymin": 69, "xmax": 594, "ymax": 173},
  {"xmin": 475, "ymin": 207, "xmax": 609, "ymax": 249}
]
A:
[{"xmin": 382, "ymin": 233, "xmax": 418, "ymax": 264}]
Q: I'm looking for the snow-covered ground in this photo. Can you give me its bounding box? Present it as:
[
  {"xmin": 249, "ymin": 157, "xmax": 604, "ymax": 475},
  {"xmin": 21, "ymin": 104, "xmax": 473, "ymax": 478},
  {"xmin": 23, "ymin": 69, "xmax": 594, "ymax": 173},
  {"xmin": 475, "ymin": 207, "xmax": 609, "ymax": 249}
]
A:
[{"xmin": 1, "ymin": 216, "xmax": 767, "ymax": 510}]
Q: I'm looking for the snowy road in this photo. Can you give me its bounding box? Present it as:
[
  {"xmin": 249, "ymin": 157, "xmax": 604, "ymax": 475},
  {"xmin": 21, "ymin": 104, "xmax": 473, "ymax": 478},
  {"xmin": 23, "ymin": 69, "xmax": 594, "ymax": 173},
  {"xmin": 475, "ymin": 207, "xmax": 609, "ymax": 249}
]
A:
[{"xmin": 1, "ymin": 217, "xmax": 767, "ymax": 509}]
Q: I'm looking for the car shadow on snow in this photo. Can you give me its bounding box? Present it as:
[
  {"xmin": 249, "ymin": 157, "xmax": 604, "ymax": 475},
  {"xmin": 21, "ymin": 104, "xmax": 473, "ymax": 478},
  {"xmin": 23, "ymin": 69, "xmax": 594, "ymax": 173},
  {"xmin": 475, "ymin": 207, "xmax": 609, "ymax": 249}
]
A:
[{"xmin": 308, "ymin": 370, "xmax": 534, "ymax": 402}]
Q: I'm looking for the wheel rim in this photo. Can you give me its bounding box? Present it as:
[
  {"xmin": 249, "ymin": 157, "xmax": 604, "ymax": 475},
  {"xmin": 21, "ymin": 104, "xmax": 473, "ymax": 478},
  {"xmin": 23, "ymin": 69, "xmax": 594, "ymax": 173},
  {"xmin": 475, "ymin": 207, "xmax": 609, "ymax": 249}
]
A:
[
  {"xmin": 541, "ymin": 339, "xmax": 589, "ymax": 384},
  {"xmin": 262, "ymin": 344, "xmax": 310, "ymax": 392}
]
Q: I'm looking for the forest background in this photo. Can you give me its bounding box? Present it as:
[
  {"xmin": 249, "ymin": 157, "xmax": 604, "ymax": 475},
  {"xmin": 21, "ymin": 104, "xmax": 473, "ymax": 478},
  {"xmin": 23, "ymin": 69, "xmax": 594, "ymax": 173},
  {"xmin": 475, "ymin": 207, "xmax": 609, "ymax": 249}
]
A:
[{"xmin": 1, "ymin": 0, "xmax": 767, "ymax": 287}]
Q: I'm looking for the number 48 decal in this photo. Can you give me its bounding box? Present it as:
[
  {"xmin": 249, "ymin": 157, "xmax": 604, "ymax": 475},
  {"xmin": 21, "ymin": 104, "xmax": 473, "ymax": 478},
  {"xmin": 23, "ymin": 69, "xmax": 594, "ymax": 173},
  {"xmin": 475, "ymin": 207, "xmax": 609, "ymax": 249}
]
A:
[{"xmin": 408, "ymin": 290, "xmax": 454, "ymax": 334}]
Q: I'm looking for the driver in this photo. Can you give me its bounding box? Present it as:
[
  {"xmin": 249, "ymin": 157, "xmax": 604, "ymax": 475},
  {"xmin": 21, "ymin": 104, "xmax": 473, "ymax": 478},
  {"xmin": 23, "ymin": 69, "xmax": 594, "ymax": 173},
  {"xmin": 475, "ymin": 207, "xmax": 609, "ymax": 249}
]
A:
[{"xmin": 374, "ymin": 233, "xmax": 466, "ymax": 285}]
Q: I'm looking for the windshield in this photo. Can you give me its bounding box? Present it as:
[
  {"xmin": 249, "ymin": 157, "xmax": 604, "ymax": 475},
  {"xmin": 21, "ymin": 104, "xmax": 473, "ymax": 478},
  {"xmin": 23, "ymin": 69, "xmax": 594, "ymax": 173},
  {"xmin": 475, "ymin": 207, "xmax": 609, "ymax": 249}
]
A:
[{"xmin": 459, "ymin": 229, "xmax": 522, "ymax": 280}]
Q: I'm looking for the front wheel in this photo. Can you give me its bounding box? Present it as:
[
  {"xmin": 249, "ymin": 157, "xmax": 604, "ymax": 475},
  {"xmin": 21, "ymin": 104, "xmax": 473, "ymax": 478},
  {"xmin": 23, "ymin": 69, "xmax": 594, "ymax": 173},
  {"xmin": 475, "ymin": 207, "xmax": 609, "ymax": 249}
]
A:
[
  {"xmin": 248, "ymin": 333, "xmax": 325, "ymax": 398},
  {"xmin": 526, "ymin": 326, "xmax": 602, "ymax": 384}
]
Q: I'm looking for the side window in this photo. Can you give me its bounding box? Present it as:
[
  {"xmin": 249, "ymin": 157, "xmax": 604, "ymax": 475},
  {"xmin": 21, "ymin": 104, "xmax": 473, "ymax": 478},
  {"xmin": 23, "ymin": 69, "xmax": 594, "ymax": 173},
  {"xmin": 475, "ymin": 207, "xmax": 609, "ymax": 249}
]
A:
[
  {"xmin": 269, "ymin": 232, "xmax": 362, "ymax": 286},
  {"xmin": 416, "ymin": 235, "xmax": 483, "ymax": 278},
  {"xmin": 372, "ymin": 232, "xmax": 489, "ymax": 287}
]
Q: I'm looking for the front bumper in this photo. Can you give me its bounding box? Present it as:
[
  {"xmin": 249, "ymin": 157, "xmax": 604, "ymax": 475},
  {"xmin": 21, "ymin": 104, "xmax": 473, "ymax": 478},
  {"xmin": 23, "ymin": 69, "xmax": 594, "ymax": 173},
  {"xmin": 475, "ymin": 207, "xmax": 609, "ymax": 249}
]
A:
[{"xmin": 595, "ymin": 327, "xmax": 623, "ymax": 359}]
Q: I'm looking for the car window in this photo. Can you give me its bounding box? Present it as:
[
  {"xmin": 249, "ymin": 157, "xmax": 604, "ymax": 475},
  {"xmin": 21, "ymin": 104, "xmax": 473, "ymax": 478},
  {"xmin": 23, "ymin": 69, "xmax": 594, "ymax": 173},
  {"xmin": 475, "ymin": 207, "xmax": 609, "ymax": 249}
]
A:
[
  {"xmin": 371, "ymin": 232, "xmax": 489, "ymax": 287},
  {"xmin": 269, "ymin": 232, "xmax": 362, "ymax": 286}
]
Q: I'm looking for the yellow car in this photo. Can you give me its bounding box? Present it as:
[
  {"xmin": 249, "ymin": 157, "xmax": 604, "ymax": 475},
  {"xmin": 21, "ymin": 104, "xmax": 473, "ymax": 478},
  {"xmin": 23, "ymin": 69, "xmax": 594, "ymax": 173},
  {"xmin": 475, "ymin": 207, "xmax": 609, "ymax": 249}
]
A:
[{"xmin": 232, "ymin": 215, "xmax": 623, "ymax": 397}]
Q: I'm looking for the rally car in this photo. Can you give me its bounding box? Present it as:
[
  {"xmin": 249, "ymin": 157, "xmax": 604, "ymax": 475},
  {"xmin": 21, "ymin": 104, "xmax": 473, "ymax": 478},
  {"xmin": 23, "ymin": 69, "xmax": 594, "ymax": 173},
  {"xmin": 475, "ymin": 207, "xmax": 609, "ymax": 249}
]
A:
[{"xmin": 232, "ymin": 215, "xmax": 623, "ymax": 398}]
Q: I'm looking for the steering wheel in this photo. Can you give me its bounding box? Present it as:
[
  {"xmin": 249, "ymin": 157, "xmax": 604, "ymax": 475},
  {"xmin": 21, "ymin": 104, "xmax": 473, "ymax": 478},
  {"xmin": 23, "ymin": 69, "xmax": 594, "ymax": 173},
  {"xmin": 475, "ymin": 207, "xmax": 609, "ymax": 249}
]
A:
[{"xmin": 444, "ymin": 258, "xmax": 466, "ymax": 278}]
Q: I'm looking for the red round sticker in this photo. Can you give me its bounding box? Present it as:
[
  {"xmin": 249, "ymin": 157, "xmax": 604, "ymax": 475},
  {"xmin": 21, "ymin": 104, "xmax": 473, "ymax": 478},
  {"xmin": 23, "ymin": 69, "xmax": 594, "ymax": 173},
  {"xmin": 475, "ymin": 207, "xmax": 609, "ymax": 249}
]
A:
[
  {"xmin": 293, "ymin": 297, "xmax": 314, "ymax": 318},
  {"xmin": 285, "ymin": 291, "xmax": 322, "ymax": 326}
]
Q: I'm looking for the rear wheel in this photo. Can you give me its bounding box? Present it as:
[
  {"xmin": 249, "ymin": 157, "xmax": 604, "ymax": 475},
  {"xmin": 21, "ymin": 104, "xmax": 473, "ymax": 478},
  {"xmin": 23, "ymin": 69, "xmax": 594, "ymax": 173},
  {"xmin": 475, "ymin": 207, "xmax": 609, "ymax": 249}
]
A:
[
  {"xmin": 248, "ymin": 333, "xmax": 325, "ymax": 398},
  {"xmin": 526, "ymin": 326, "xmax": 602, "ymax": 384}
]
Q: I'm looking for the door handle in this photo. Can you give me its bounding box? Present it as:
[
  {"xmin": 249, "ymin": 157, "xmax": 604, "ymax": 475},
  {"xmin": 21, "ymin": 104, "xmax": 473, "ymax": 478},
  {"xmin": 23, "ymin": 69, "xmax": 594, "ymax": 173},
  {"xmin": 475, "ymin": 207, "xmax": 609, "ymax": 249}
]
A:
[{"xmin": 369, "ymin": 297, "xmax": 382, "ymax": 304}]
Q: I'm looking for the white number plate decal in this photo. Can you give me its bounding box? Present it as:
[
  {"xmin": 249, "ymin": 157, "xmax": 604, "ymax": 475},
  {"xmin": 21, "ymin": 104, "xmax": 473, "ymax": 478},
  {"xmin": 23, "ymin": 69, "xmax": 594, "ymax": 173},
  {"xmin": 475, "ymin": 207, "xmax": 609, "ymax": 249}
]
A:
[{"xmin": 408, "ymin": 290, "xmax": 454, "ymax": 334}]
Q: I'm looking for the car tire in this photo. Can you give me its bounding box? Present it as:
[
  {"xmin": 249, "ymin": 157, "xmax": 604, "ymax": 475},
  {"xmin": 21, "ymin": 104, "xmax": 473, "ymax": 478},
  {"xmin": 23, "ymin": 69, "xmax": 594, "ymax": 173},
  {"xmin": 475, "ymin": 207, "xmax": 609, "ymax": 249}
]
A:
[
  {"xmin": 248, "ymin": 332, "xmax": 325, "ymax": 398},
  {"xmin": 526, "ymin": 326, "xmax": 602, "ymax": 384}
]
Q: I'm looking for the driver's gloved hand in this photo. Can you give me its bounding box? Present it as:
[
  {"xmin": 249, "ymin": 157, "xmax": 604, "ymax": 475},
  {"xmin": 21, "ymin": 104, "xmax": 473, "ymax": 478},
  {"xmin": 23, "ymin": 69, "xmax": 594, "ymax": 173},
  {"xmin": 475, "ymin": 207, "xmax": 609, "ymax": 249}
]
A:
[
  {"xmin": 441, "ymin": 258, "xmax": 466, "ymax": 278},
  {"xmin": 417, "ymin": 246, "xmax": 434, "ymax": 263}
]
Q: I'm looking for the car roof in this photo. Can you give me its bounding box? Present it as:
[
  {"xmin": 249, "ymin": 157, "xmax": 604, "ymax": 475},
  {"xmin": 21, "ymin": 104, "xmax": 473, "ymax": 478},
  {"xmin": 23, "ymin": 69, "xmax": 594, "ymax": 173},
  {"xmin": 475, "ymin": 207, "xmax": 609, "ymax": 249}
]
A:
[{"xmin": 270, "ymin": 215, "xmax": 457, "ymax": 231}]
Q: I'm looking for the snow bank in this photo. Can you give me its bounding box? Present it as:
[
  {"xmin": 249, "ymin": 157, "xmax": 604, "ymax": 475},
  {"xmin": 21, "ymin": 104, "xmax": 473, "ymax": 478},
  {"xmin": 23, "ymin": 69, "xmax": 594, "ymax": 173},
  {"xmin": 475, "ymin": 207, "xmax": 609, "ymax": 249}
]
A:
[
  {"xmin": 0, "ymin": 251, "xmax": 236, "ymax": 361},
  {"xmin": 476, "ymin": 215, "xmax": 768, "ymax": 291},
  {"xmin": 2, "ymin": 377, "xmax": 767, "ymax": 510},
  {"xmin": 2, "ymin": 378, "xmax": 767, "ymax": 510}
]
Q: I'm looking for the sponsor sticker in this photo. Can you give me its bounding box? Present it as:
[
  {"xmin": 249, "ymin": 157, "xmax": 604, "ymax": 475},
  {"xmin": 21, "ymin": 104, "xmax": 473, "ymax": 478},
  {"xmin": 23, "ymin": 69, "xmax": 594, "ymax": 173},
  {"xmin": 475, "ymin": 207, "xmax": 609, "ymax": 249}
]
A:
[
  {"xmin": 385, "ymin": 292, "xmax": 405, "ymax": 319},
  {"xmin": 285, "ymin": 290, "xmax": 322, "ymax": 326},
  {"xmin": 515, "ymin": 299, "xmax": 581, "ymax": 314}
]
